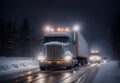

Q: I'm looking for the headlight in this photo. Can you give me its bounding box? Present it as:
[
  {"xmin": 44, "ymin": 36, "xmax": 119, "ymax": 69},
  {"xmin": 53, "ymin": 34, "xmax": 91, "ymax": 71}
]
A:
[
  {"xmin": 37, "ymin": 56, "xmax": 45, "ymax": 61},
  {"xmin": 89, "ymin": 56, "xmax": 101, "ymax": 61},
  {"xmin": 64, "ymin": 55, "xmax": 72, "ymax": 61}
]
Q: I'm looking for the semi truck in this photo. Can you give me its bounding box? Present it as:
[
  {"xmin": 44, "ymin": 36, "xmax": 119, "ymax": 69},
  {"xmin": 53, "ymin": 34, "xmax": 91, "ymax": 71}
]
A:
[
  {"xmin": 38, "ymin": 26, "xmax": 89, "ymax": 70},
  {"xmin": 89, "ymin": 49, "xmax": 102, "ymax": 64}
]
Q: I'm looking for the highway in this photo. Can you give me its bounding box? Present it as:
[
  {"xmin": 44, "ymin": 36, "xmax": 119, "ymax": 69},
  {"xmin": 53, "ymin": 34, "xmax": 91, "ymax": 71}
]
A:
[{"xmin": 0, "ymin": 64, "xmax": 100, "ymax": 83}]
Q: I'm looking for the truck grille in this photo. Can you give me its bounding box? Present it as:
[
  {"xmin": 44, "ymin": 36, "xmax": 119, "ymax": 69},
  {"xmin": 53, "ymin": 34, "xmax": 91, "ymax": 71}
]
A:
[{"xmin": 46, "ymin": 45, "xmax": 62, "ymax": 59}]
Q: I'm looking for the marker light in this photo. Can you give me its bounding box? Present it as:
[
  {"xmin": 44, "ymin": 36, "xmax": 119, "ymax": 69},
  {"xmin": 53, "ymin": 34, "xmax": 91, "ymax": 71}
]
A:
[
  {"xmin": 57, "ymin": 28, "xmax": 66, "ymax": 32},
  {"xmin": 45, "ymin": 25, "xmax": 51, "ymax": 32},
  {"xmin": 65, "ymin": 28, "xmax": 69, "ymax": 32},
  {"xmin": 57, "ymin": 28, "xmax": 61, "ymax": 31},
  {"xmin": 61, "ymin": 28, "xmax": 64, "ymax": 31},
  {"xmin": 51, "ymin": 28, "xmax": 54, "ymax": 32}
]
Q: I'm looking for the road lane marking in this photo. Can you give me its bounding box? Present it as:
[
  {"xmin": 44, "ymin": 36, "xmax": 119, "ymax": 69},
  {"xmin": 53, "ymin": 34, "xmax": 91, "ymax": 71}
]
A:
[
  {"xmin": 57, "ymin": 67, "xmax": 91, "ymax": 83},
  {"xmin": 33, "ymin": 66, "xmax": 88, "ymax": 83},
  {"xmin": 75, "ymin": 70, "xmax": 90, "ymax": 83}
]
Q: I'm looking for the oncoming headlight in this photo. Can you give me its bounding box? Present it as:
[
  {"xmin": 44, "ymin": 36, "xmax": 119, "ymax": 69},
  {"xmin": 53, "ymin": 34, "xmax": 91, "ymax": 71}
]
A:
[
  {"xmin": 37, "ymin": 56, "xmax": 45, "ymax": 61},
  {"xmin": 89, "ymin": 56, "xmax": 101, "ymax": 61}
]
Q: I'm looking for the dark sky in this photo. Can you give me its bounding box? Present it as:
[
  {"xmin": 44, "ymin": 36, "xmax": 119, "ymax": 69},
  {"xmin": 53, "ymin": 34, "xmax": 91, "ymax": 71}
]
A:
[{"xmin": 0, "ymin": 0, "xmax": 120, "ymax": 58}]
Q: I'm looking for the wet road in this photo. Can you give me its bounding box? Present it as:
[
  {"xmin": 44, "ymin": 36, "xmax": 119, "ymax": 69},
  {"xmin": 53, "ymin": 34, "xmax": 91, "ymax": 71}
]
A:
[{"xmin": 0, "ymin": 64, "xmax": 100, "ymax": 83}]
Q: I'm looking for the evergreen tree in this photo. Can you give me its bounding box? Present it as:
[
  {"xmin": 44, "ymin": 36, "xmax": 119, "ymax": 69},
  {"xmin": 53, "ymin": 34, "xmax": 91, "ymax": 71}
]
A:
[
  {"xmin": 3, "ymin": 21, "xmax": 15, "ymax": 56},
  {"xmin": 19, "ymin": 19, "xmax": 32, "ymax": 56},
  {"xmin": 0, "ymin": 18, "xmax": 6, "ymax": 56},
  {"xmin": 0, "ymin": 19, "xmax": 14, "ymax": 56},
  {"xmin": 9, "ymin": 22, "xmax": 18, "ymax": 56},
  {"xmin": 29, "ymin": 27, "xmax": 36, "ymax": 56}
]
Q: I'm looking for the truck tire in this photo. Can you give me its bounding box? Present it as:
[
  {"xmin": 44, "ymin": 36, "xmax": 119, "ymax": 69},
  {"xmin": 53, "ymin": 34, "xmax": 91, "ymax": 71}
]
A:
[
  {"xmin": 40, "ymin": 67, "xmax": 45, "ymax": 71},
  {"xmin": 80, "ymin": 62, "xmax": 84, "ymax": 65},
  {"xmin": 67, "ymin": 66, "xmax": 72, "ymax": 69},
  {"xmin": 74, "ymin": 60, "xmax": 79, "ymax": 66},
  {"xmin": 75, "ymin": 62, "xmax": 79, "ymax": 66}
]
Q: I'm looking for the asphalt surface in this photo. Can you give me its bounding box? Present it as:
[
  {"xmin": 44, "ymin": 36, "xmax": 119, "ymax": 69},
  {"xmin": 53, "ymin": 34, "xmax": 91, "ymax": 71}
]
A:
[{"xmin": 0, "ymin": 64, "xmax": 100, "ymax": 83}]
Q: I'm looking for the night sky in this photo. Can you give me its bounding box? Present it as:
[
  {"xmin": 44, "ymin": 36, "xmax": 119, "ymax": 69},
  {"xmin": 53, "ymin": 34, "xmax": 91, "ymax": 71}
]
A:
[{"xmin": 0, "ymin": 0, "xmax": 120, "ymax": 58}]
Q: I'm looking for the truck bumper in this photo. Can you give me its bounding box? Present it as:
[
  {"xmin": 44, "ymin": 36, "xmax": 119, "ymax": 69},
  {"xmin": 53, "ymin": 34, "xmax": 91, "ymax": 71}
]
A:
[{"xmin": 39, "ymin": 60, "xmax": 72, "ymax": 68}]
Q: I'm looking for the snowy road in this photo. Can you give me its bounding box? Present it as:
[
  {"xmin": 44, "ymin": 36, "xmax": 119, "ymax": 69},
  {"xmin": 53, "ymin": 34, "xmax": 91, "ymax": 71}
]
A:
[{"xmin": 0, "ymin": 64, "xmax": 99, "ymax": 83}]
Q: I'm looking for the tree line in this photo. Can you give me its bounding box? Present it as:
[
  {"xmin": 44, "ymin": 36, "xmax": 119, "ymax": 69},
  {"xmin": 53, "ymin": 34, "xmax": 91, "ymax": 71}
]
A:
[
  {"xmin": 0, "ymin": 18, "xmax": 43, "ymax": 57},
  {"xmin": 111, "ymin": 11, "xmax": 120, "ymax": 60}
]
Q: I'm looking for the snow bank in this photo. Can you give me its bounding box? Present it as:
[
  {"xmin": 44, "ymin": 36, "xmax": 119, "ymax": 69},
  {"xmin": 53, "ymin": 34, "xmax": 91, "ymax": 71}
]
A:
[
  {"xmin": 93, "ymin": 61, "xmax": 120, "ymax": 83},
  {"xmin": 0, "ymin": 57, "xmax": 39, "ymax": 77}
]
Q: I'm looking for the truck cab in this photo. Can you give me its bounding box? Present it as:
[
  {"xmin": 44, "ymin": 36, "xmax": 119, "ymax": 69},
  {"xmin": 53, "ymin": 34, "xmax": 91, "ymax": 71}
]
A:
[{"xmin": 38, "ymin": 29, "xmax": 76, "ymax": 70}]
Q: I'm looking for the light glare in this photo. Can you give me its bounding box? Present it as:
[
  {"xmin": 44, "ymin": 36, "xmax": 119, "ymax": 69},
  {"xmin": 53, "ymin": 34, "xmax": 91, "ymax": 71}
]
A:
[
  {"xmin": 89, "ymin": 56, "xmax": 101, "ymax": 61},
  {"xmin": 37, "ymin": 56, "xmax": 45, "ymax": 61},
  {"xmin": 57, "ymin": 28, "xmax": 61, "ymax": 31},
  {"xmin": 51, "ymin": 28, "xmax": 54, "ymax": 32},
  {"xmin": 64, "ymin": 56, "xmax": 72, "ymax": 60},
  {"xmin": 45, "ymin": 25, "xmax": 51, "ymax": 32},
  {"xmin": 73, "ymin": 25, "xmax": 79, "ymax": 31},
  {"xmin": 65, "ymin": 28, "xmax": 69, "ymax": 32}
]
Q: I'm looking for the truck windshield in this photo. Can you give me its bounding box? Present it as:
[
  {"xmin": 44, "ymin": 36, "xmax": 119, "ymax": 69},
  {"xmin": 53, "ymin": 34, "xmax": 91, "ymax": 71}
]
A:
[{"xmin": 44, "ymin": 36, "xmax": 69, "ymax": 43}]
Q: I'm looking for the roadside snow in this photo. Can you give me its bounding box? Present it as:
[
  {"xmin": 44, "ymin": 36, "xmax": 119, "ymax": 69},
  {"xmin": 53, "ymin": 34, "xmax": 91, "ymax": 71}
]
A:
[
  {"xmin": 93, "ymin": 61, "xmax": 120, "ymax": 83},
  {"xmin": 0, "ymin": 57, "xmax": 39, "ymax": 77}
]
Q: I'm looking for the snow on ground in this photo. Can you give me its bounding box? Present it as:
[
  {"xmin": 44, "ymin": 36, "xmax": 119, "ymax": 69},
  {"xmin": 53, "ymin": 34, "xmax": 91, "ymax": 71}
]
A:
[
  {"xmin": 0, "ymin": 57, "xmax": 39, "ymax": 77},
  {"xmin": 93, "ymin": 61, "xmax": 120, "ymax": 83}
]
